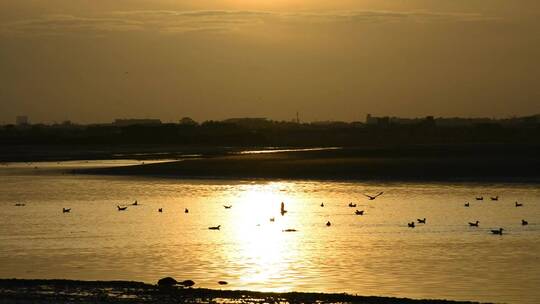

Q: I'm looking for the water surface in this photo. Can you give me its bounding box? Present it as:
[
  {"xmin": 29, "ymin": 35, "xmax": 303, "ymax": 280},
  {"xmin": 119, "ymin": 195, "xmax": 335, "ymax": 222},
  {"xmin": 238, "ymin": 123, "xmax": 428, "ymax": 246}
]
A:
[{"xmin": 0, "ymin": 161, "xmax": 538, "ymax": 303}]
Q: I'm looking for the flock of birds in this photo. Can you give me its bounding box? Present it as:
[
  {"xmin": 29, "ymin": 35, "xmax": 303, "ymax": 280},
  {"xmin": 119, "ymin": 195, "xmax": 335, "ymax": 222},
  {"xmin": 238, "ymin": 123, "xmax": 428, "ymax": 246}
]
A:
[
  {"xmin": 15, "ymin": 191, "xmax": 531, "ymax": 236},
  {"xmin": 461, "ymin": 195, "xmax": 529, "ymax": 235}
]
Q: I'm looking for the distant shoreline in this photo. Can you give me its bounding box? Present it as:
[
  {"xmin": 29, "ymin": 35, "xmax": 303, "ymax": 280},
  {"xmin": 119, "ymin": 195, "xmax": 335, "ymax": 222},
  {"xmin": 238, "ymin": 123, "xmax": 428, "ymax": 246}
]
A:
[
  {"xmin": 75, "ymin": 145, "xmax": 540, "ymax": 183},
  {"xmin": 0, "ymin": 279, "xmax": 479, "ymax": 304}
]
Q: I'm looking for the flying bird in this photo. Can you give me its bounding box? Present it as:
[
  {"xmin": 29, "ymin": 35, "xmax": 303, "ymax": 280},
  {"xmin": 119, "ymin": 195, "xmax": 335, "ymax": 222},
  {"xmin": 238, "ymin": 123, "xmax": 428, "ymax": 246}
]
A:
[{"xmin": 364, "ymin": 192, "xmax": 383, "ymax": 200}]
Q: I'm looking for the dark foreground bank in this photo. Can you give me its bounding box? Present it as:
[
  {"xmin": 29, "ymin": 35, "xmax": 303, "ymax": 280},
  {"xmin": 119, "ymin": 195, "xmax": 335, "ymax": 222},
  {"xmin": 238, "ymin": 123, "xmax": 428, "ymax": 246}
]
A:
[
  {"xmin": 77, "ymin": 145, "xmax": 540, "ymax": 182},
  {"xmin": 0, "ymin": 279, "xmax": 480, "ymax": 304}
]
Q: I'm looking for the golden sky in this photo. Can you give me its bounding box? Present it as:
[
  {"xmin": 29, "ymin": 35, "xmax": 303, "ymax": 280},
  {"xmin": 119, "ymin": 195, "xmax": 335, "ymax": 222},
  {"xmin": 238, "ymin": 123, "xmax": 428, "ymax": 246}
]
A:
[{"xmin": 1, "ymin": 1, "xmax": 539, "ymax": 123}]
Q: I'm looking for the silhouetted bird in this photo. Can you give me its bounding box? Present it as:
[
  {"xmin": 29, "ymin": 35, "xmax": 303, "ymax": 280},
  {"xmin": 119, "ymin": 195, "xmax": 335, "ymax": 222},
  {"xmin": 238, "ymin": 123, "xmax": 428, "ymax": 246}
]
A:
[
  {"xmin": 218, "ymin": 281, "xmax": 228, "ymax": 285},
  {"xmin": 185, "ymin": 208, "xmax": 189, "ymax": 213},
  {"xmin": 269, "ymin": 217, "xmax": 275, "ymax": 222},
  {"xmin": 364, "ymin": 192, "xmax": 383, "ymax": 200},
  {"xmin": 491, "ymin": 228, "xmax": 504, "ymax": 235},
  {"xmin": 491, "ymin": 196, "xmax": 499, "ymax": 201},
  {"xmin": 280, "ymin": 202, "xmax": 287, "ymax": 215},
  {"xmin": 464, "ymin": 202, "xmax": 470, "ymax": 207},
  {"xmin": 522, "ymin": 219, "xmax": 528, "ymax": 226},
  {"xmin": 469, "ymin": 221, "xmax": 479, "ymax": 227},
  {"xmin": 326, "ymin": 221, "xmax": 331, "ymax": 227},
  {"xmin": 62, "ymin": 208, "xmax": 71, "ymax": 213},
  {"xmin": 408, "ymin": 222, "xmax": 415, "ymax": 228},
  {"xmin": 348, "ymin": 203, "xmax": 357, "ymax": 207},
  {"xmin": 223, "ymin": 205, "xmax": 232, "ymax": 209},
  {"xmin": 282, "ymin": 229, "xmax": 297, "ymax": 232},
  {"xmin": 476, "ymin": 196, "xmax": 484, "ymax": 201},
  {"xmin": 417, "ymin": 218, "xmax": 426, "ymax": 224},
  {"xmin": 117, "ymin": 205, "xmax": 128, "ymax": 211},
  {"xmin": 208, "ymin": 225, "xmax": 221, "ymax": 230},
  {"xmin": 14, "ymin": 203, "xmax": 25, "ymax": 207},
  {"xmin": 515, "ymin": 202, "xmax": 523, "ymax": 207},
  {"xmin": 158, "ymin": 208, "xmax": 163, "ymax": 213},
  {"xmin": 132, "ymin": 200, "xmax": 138, "ymax": 206},
  {"xmin": 355, "ymin": 210, "xmax": 364, "ymax": 215},
  {"xmin": 320, "ymin": 203, "xmax": 324, "ymax": 207}
]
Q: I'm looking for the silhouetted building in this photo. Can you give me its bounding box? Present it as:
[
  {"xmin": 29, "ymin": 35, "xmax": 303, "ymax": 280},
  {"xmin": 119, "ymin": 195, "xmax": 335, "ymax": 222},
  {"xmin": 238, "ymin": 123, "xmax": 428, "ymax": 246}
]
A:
[
  {"xmin": 366, "ymin": 114, "xmax": 377, "ymax": 125},
  {"xmin": 16, "ymin": 116, "xmax": 29, "ymax": 125},
  {"xmin": 114, "ymin": 119, "xmax": 161, "ymax": 126}
]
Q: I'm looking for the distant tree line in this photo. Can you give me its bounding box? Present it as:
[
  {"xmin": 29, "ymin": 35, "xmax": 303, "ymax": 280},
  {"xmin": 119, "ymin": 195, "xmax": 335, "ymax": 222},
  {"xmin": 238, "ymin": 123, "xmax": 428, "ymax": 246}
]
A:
[{"xmin": 0, "ymin": 119, "xmax": 538, "ymax": 147}]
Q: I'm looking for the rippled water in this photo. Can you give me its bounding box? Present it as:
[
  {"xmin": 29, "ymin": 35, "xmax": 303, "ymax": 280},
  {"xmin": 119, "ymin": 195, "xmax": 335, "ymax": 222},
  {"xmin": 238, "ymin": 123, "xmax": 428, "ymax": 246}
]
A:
[{"xmin": 0, "ymin": 161, "xmax": 539, "ymax": 303}]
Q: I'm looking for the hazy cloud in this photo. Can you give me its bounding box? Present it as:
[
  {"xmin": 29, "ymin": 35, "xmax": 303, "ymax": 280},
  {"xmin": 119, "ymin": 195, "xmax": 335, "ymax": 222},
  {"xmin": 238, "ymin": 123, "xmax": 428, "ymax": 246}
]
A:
[{"xmin": 2, "ymin": 10, "xmax": 498, "ymax": 36}]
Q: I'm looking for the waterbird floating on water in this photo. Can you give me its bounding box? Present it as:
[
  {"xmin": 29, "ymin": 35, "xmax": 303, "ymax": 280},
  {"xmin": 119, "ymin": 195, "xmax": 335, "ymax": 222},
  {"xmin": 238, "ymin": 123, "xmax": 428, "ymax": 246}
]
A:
[
  {"xmin": 522, "ymin": 219, "xmax": 528, "ymax": 226},
  {"xmin": 269, "ymin": 217, "xmax": 275, "ymax": 222},
  {"xmin": 476, "ymin": 196, "xmax": 484, "ymax": 201},
  {"xmin": 408, "ymin": 222, "xmax": 415, "ymax": 228},
  {"xmin": 348, "ymin": 203, "xmax": 357, "ymax": 207},
  {"xmin": 464, "ymin": 202, "xmax": 470, "ymax": 207},
  {"xmin": 223, "ymin": 205, "xmax": 232, "ymax": 209},
  {"xmin": 185, "ymin": 208, "xmax": 189, "ymax": 213},
  {"xmin": 417, "ymin": 218, "xmax": 426, "ymax": 224},
  {"xmin": 491, "ymin": 228, "xmax": 504, "ymax": 235},
  {"xmin": 208, "ymin": 225, "xmax": 221, "ymax": 230},
  {"xmin": 283, "ymin": 229, "xmax": 297, "ymax": 232},
  {"xmin": 469, "ymin": 221, "xmax": 479, "ymax": 227},
  {"xmin": 117, "ymin": 205, "xmax": 128, "ymax": 211},
  {"xmin": 132, "ymin": 200, "xmax": 138, "ymax": 206},
  {"xmin": 158, "ymin": 208, "xmax": 163, "ymax": 213},
  {"xmin": 62, "ymin": 208, "xmax": 71, "ymax": 213},
  {"xmin": 491, "ymin": 196, "xmax": 499, "ymax": 201},
  {"xmin": 355, "ymin": 210, "xmax": 364, "ymax": 215},
  {"xmin": 320, "ymin": 202, "xmax": 324, "ymax": 207},
  {"xmin": 218, "ymin": 281, "xmax": 228, "ymax": 285},
  {"xmin": 326, "ymin": 221, "xmax": 331, "ymax": 227},
  {"xmin": 515, "ymin": 202, "xmax": 523, "ymax": 207},
  {"xmin": 364, "ymin": 192, "xmax": 384, "ymax": 200}
]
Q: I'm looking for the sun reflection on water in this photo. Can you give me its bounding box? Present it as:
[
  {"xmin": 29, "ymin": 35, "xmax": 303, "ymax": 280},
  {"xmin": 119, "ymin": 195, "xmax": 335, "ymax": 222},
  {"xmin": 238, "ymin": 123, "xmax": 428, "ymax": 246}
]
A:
[{"xmin": 227, "ymin": 182, "xmax": 302, "ymax": 291}]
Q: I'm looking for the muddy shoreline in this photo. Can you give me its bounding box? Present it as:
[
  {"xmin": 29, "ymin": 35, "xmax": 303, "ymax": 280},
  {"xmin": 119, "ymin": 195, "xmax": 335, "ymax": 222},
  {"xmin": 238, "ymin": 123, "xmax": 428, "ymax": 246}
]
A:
[{"xmin": 0, "ymin": 279, "xmax": 480, "ymax": 303}]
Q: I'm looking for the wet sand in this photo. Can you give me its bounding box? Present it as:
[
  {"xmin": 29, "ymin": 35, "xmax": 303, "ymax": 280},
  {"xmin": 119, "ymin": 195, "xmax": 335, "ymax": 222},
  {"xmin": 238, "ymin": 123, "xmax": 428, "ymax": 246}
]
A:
[
  {"xmin": 77, "ymin": 145, "xmax": 540, "ymax": 182},
  {"xmin": 0, "ymin": 279, "xmax": 479, "ymax": 304}
]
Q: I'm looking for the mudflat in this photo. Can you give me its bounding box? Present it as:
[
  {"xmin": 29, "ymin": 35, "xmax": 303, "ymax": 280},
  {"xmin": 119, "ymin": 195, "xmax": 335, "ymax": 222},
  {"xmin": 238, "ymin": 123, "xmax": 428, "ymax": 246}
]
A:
[
  {"xmin": 0, "ymin": 279, "xmax": 479, "ymax": 304},
  {"xmin": 77, "ymin": 144, "xmax": 540, "ymax": 182}
]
